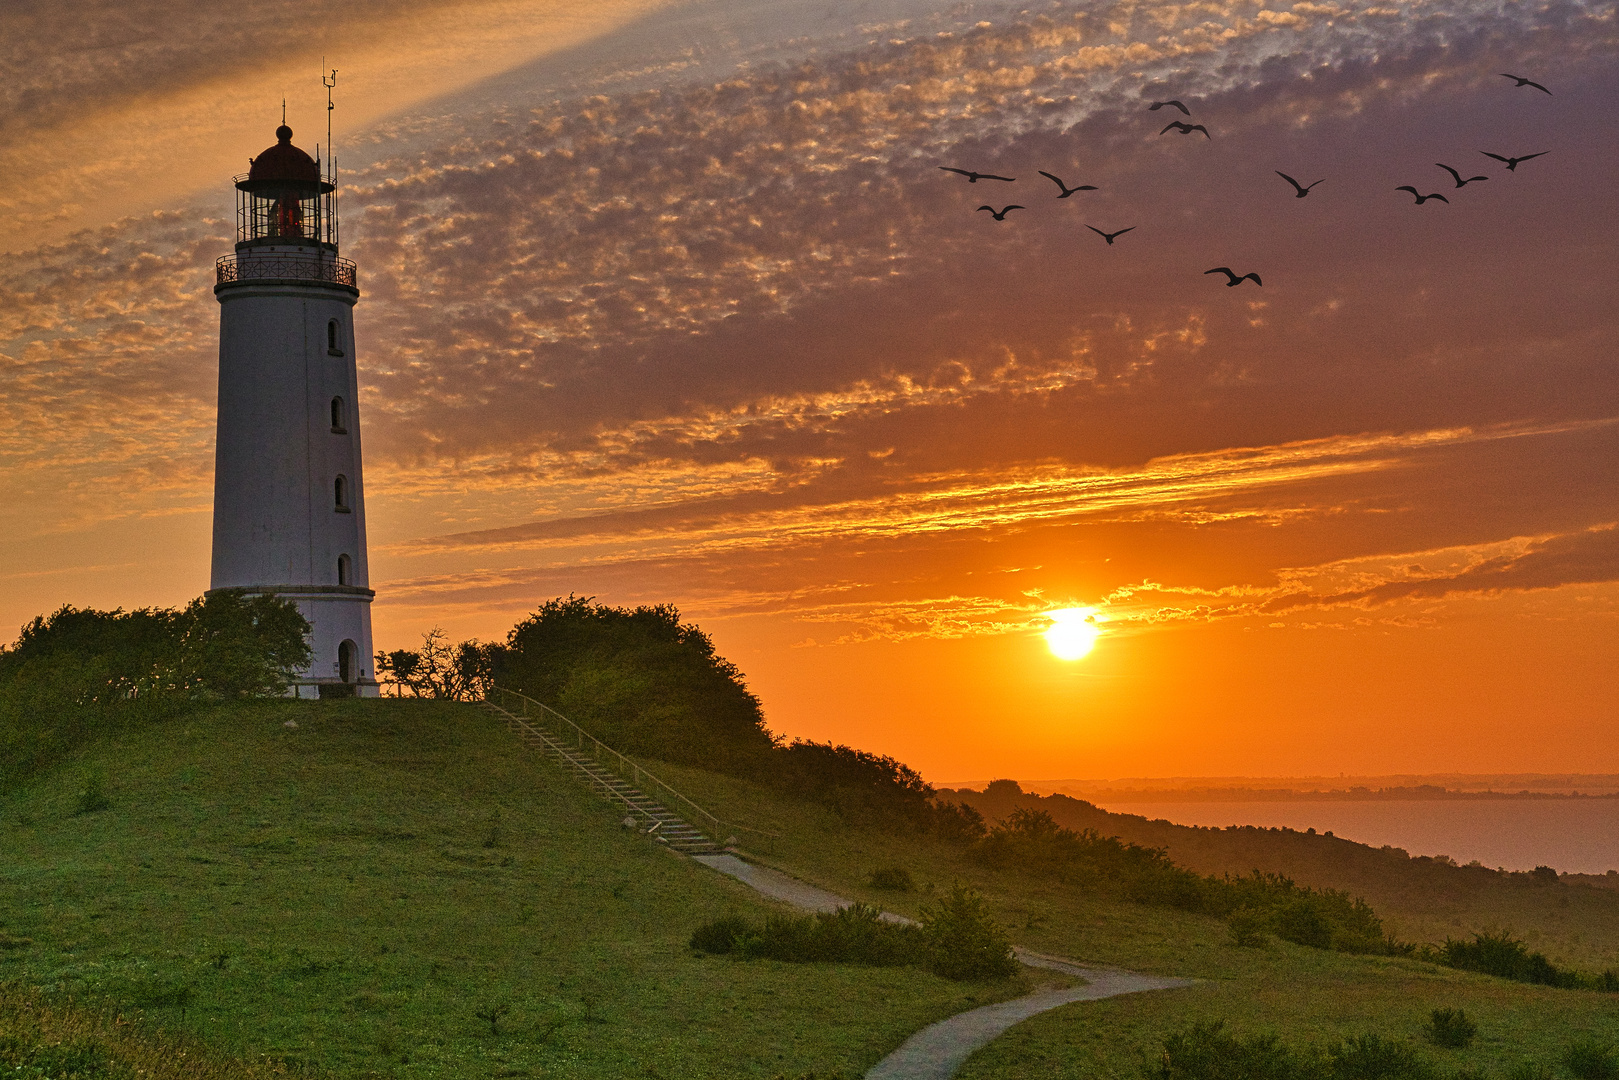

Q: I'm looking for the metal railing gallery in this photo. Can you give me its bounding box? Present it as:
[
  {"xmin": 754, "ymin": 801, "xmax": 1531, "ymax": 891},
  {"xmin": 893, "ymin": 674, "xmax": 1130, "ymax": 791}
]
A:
[{"xmin": 216, "ymin": 253, "xmax": 357, "ymax": 288}]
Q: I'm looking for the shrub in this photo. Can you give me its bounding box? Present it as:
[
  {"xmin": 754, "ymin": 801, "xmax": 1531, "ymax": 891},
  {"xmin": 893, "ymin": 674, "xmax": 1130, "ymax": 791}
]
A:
[
  {"xmin": 689, "ymin": 915, "xmax": 755, "ymax": 955},
  {"xmin": 1437, "ymin": 930, "xmax": 1581, "ymax": 988},
  {"xmin": 73, "ymin": 770, "xmax": 111, "ymax": 815},
  {"xmin": 928, "ymin": 799, "xmax": 988, "ymax": 843},
  {"xmin": 1228, "ymin": 907, "xmax": 1268, "ymax": 947},
  {"xmin": 692, "ymin": 905, "xmax": 922, "ymax": 968},
  {"xmin": 868, "ymin": 866, "xmax": 915, "ymax": 891},
  {"xmin": 919, "ymin": 884, "xmax": 1018, "ymax": 981},
  {"xmin": 1564, "ymin": 1038, "xmax": 1619, "ymax": 1080},
  {"xmin": 1422, "ymin": 1008, "xmax": 1476, "ymax": 1049},
  {"xmin": 1147, "ymin": 1020, "xmax": 1312, "ymax": 1080},
  {"xmin": 1329, "ymin": 1033, "xmax": 1436, "ymax": 1079}
]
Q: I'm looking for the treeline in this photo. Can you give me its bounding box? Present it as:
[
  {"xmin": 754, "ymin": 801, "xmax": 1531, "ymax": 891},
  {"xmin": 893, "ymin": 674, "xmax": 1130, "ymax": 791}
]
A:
[{"xmin": 0, "ymin": 592, "xmax": 310, "ymax": 787}]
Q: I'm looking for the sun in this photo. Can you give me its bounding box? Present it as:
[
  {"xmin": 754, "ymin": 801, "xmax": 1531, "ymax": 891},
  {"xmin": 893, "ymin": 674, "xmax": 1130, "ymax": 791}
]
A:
[{"xmin": 1043, "ymin": 608, "xmax": 1100, "ymax": 661}]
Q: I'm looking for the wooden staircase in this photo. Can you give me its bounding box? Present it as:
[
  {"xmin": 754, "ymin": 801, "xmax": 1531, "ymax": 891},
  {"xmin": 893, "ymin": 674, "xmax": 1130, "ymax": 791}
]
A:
[{"xmin": 481, "ymin": 698, "xmax": 725, "ymax": 855}]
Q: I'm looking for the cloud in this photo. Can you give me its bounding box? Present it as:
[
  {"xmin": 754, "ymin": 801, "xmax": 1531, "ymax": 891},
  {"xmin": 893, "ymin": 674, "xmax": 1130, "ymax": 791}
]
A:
[{"xmin": 4, "ymin": 0, "xmax": 1618, "ymax": 653}]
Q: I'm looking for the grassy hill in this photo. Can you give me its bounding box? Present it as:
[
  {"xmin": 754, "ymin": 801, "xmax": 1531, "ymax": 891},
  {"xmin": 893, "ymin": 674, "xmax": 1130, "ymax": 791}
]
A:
[
  {"xmin": 645, "ymin": 759, "xmax": 1619, "ymax": 1079},
  {"xmin": 0, "ymin": 699, "xmax": 1028, "ymax": 1078},
  {"xmin": 939, "ymin": 784, "xmax": 1619, "ymax": 970},
  {"xmin": 5, "ymin": 698, "xmax": 1618, "ymax": 1079}
]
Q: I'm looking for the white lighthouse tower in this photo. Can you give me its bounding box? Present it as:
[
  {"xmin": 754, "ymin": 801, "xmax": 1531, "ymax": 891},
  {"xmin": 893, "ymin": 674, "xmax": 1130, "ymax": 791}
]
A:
[{"xmin": 210, "ymin": 107, "xmax": 378, "ymax": 698}]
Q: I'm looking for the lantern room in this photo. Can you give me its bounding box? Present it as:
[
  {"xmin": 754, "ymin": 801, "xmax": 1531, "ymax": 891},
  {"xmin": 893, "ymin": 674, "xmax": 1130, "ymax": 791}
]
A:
[{"xmin": 234, "ymin": 124, "xmax": 338, "ymax": 248}]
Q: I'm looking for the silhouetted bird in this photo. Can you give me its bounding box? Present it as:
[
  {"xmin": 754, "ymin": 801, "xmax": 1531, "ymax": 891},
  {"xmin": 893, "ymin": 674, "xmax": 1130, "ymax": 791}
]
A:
[
  {"xmin": 1086, "ymin": 225, "xmax": 1135, "ymax": 244},
  {"xmin": 1160, "ymin": 121, "xmax": 1211, "ymax": 138},
  {"xmin": 1205, "ymin": 267, "xmax": 1262, "ymax": 287},
  {"xmin": 939, "ymin": 167, "xmax": 1016, "ymax": 182},
  {"xmin": 1396, "ymin": 186, "xmax": 1449, "ymax": 204},
  {"xmin": 1149, "ymin": 100, "xmax": 1191, "ymax": 115},
  {"xmin": 1500, "ymin": 73, "xmax": 1552, "ymax": 94},
  {"xmin": 1276, "ymin": 171, "xmax": 1325, "ymax": 197},
  {"xmin": 1436, "ymin": 163, "xmax": 1488, "ymax": 187},
  {"xmin": 1038, "ymin": 171, "xmax": 1098, "ymax": 197},
  {"xmin": 1481, "ymin": 150, "xmax": 1549, "ymax": 171},
  {"xmin": 978, "ymin": 205, "xmax": 1025, "ymax": 220}
]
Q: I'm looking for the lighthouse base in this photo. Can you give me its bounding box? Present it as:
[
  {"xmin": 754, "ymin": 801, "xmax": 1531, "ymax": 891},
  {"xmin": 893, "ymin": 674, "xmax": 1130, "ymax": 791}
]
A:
[
  {"xmin": 207, "ymin": 584, "xmax": 378, "ymax": 699},
  {"xmin": 291, "ymin": 679, "xmax": 382, "ymax": 700}
]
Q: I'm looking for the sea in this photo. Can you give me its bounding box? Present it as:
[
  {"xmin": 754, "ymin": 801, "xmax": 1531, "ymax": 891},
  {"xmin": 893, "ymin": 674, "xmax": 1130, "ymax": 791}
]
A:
[{"xmin": 1081, "ymin": 798, "xmax": 1619, "ymax": 875}]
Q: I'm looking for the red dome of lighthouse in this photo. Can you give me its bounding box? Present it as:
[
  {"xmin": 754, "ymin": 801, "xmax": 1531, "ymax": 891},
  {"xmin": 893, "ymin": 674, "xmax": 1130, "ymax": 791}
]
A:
[{"xmin": 238, "ymin": 124, "xmax": 331, "ymax": 193}]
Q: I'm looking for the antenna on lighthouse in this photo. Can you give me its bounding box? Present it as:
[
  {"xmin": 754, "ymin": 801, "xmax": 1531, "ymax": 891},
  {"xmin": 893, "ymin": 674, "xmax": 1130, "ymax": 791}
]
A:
[{"xmin": 323, "ymin": 64, "xmax": 339, "ymax": 248}]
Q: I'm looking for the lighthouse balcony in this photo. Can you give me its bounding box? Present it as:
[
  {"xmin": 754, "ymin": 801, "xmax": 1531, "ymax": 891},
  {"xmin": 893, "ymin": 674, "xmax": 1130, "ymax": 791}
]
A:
[{"xmin": 216, "ymin": 251, "xmax": 357, "ymax": 290}]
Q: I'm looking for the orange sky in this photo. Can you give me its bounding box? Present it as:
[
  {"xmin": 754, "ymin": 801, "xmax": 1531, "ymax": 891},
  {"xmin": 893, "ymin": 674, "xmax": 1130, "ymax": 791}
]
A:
[{"xmin": 3, "ymin": 0, "xmax": 1616, "ymax": 780}]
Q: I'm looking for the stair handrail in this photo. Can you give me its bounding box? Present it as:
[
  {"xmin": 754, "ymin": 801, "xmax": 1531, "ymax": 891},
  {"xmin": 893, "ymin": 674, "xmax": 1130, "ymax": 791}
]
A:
[{"xmin": 488, "ymin": 685, "xmax": 774, "ymax": 840}]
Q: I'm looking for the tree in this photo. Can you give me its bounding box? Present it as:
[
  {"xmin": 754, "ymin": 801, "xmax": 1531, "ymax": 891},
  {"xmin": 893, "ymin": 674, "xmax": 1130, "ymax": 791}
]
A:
[
  {"xmin": 493, "ymin": 596, "xmax": 775, "ymax": 773},
  {"xmin": 176, "ymin": 590, "xmax": 312, "ymax": 698},
  {"xmin": 375, "ymin": 628, "xmax": 496, "ymax": 701}
]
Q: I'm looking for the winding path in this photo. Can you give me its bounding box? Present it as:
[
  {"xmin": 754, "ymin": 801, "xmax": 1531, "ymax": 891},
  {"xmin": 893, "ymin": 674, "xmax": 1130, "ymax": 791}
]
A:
[{"xmin": 691, "ymin": 854, "xmax": 1192, "ymax": 1079}]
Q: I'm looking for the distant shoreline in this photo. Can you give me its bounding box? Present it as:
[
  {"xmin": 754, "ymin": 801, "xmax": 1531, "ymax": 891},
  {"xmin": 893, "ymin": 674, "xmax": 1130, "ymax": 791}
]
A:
[
  {"xmin": 1077, "ymin": 787, "xmax": 1619, "ymax": 802},
  {"xmin": 936, "ymin": 776, "xmax": 1619, "ymax": 802}
]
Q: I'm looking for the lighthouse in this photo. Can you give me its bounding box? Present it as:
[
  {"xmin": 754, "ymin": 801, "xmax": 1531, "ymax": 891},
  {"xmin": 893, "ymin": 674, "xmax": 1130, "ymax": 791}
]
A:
[{"xmin": 210, "ymin": 111, "xmax": 378, "ymax": 698}]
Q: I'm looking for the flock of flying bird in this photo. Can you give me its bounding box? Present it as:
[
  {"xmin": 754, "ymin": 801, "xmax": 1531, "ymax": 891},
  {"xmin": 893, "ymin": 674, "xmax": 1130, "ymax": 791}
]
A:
[{"xmin": 937, "ymin": 72, "xmax": 1554, "ymax": 288}]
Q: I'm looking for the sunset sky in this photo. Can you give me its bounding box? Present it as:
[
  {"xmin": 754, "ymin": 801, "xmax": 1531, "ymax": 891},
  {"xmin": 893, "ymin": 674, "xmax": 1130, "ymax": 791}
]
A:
[{"xmin": 3, "ymin": 0, "xmax": 1615, "ymax": 781}]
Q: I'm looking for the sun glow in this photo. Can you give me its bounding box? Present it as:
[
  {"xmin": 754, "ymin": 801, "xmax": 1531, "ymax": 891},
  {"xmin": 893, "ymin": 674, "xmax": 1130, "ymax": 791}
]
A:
[{"xmin": 1043, "ymin": 607, "xmax": 1100, "ymax": 661}]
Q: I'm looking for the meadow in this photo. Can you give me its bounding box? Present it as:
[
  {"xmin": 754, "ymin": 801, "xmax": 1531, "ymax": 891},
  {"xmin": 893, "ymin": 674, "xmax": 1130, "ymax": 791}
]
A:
[
  {"xmin": 3, "ymin": 698, "xmax": 1618, "ymax": 1078},
  {"xmin": 0, "ymin": 700, "xmax": 1029, "ymax": 1078}
]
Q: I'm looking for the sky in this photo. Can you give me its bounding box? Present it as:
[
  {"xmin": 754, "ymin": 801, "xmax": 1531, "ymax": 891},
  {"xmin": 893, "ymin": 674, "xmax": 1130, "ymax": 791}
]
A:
[{"xmin": 2, "ymin": 0, "xmax": 1616, "ymax": 781}]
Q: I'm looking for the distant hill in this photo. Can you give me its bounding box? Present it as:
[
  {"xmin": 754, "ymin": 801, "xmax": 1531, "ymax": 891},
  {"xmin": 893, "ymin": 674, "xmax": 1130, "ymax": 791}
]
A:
[
  {"xmin": 939, "ymin": 781, "xmax": 1619, "ymax": 969},
  {"xmin": 940, "ymin": 774, "xmax": 1619, "ymax": 798}
]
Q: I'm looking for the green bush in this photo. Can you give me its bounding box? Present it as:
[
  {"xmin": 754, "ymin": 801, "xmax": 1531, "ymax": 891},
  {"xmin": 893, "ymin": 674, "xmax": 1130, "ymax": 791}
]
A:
[
  {"xmin": 1564, "ymin": 1038, "xmax": 1619, "ymax": 1080},
  {"xmin": 868, "ymin": 866, "xmax": 915, "ymax": 891},
  {"xmin": 919, "ymin": 884, "xmax": 1018, "ymax": 981},
  {"xmin": 688, "ymin": 915, "xmax": 754, "ymax": 955},
  {"xmin": 1146, "ymin": 1020, "xmax": 1311, "ymax": 1080},
  {"xmin": 1434, "ymin": 930, "xmax": 1582, "ymax": 989},
  {"xmin": 1328, "ymin": 1033, "xmax": 1436, "ymax": 1079},
  {"xmin": 1422, "ymin": 1008, "xmax": 1476, "ymax": 1049},
  {"xmin": 73, "ymin": 770, "xmax": 111, "ymax": 815},
  {"xmin": 690, "ymin": 904, "xmax": 923, "ymax": 968},
  {"xmin": 691, "ymin": 891, "xmax": 1016, "ymax": 983},
  {"xmin": 0, "ymin": 592, "xmax": 311, "ymax": 789},
  {"xmin": 1228, "ymin": 907, "xmax": 1268, "ymax": 947}
]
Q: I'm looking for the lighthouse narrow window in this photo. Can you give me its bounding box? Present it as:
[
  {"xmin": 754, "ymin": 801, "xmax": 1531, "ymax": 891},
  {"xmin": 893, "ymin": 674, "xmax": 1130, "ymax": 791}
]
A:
[
  {"xmin": 327, "ymin": 320, "xmax": 343, "ymax": 356},
  {"xmin": 337, "ymin": 553, "xmax": 352, "ymax": 586},
  {"xmin": 335, "ymin": 474, "xmax": 350, "ymax": 511},
  {"xmin": 330, "ymin": 396, "xmax": 347, "ymax": 433}
]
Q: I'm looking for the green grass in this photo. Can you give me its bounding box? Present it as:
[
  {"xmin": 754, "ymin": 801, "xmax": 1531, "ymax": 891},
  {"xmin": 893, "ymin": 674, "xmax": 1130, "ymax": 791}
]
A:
[
  {"xmin": 0, "ymin": 700, "xmax": 1030, "ymax": 1078},
  {"xmin": 8, "ymin": 699, "xmax": 1617, "ymax": 1079},
  {"xmin": 641, "ymin": 758, "xmax": 1619, "ymax": 1079}
]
